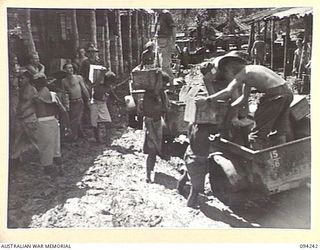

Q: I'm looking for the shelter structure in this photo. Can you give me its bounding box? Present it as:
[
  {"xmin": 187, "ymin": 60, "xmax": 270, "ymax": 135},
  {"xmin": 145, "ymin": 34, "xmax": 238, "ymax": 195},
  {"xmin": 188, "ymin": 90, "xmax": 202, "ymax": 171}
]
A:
[{"xmin": 241, "ymin": 7, "xmax": 313, "ymax": 79}]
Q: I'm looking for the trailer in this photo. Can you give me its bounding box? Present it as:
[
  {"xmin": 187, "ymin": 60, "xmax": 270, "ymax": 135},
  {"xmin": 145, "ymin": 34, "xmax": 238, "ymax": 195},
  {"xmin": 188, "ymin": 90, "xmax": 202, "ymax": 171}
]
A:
[{"xmin": 208, "ymin": 134, "xmax": 311, "ymax": 205}]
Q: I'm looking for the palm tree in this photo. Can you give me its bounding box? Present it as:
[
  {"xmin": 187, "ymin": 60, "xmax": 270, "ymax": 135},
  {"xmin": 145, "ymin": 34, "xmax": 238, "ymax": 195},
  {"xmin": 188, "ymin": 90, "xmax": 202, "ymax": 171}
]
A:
[
  {"xmin": 71, "ymin": 9, "xmax": 80, "ymax": 58},
  {"xmin": 104, "ymin": 10, "xmax": 112, "ymax": 71},
  {"xmin": 19, "ymin": 8, "xmax": 37, "ymax": 56},
  {"xmin": 89, "ymin": 10, "xmax": 97, "ymax": 48}
]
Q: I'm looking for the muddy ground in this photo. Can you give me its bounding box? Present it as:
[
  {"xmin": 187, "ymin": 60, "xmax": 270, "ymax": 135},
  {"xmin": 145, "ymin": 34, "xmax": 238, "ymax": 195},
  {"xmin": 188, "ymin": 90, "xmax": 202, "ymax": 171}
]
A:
[{"xmin": 7, "ymin": 63, "xmax": 310, "ymax": 229}]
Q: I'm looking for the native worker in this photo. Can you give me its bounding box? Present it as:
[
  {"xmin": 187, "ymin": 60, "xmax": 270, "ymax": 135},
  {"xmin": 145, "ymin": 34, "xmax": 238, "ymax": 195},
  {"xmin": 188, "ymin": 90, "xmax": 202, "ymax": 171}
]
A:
[
  {"xmin": 140, "ymin": 41, "xmax": 156, "ymax": 70},
  {"xmin": 79, "ymin": 44, "xmax": 103, "ymax": 96},
  {"xmin": 61, "ymin": 63, "xmax": 90, "ymax": 141},
  {"xmin": 195, "ymin": 52, "xmax": 294, "ymax": 150},
  {"xmin": 251, "ymin": 34, "xmax": 266, "ymax": 65},
  {"xmin": 33, "ymin": 77, "xmax": 70, "ymax": 177},
  {"xmin": 79, "ymin": 44, "xmax": 104, "ymax": 129},
  {"xmin": 26, "ymin": 53, "xmax": 46, "ymax": 79},
  {"xmin": 155, "ymin": 9, "xmax": 176, "ymax": 84},
  {"xmin": 292, "ymin": 38, "xmax": 304, "ymax": 77},
  {"xmin": 73, "ymin": 47, "xmax": 89, "ymax": 74},
  {"xmin": 292, "ymin": 38, "xmax": 311, "ymax": 93},
  {"xmin": 143, "ymin": 71, "xmax": 170, "ymax": 183},
  {"xmin": 178, "ymin": 62, "xmax": 241, "ymax": 208},
  {"xmin": 90, "ymin": 71, "xmax": 115, "ymax": 145},
  {"xmin": 10, "ymin": 70, "xmax": 39, "ymax": 166}
]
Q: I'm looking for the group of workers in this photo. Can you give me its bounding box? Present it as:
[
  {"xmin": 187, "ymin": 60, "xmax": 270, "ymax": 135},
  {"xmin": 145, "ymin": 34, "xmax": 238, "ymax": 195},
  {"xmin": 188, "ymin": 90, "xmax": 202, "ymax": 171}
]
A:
[
  {"xmin": 8, "ymin": 9, "xmax": 309, "ymax": 208},
  {"xmin": 9, "ymin": 43, "xmax": 117, "ymax": 177}
]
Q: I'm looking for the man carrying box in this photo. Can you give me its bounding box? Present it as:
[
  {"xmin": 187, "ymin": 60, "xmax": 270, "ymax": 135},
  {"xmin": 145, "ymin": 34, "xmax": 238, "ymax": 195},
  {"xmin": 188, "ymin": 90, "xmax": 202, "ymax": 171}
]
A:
[
  {"xmin": 179, "ymin": 62, "xmax": 241, "ymax": 208},
  {"xmin": 195, "ymin": 51, "xmax": 294, "ymax": 150}
]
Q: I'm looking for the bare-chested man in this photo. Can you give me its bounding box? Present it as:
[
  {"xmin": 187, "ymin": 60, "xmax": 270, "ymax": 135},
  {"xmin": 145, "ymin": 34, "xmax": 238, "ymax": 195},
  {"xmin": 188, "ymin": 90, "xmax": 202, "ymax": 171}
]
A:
[
  {"xmin": 61, "ymin": 63, "xmax": 90, "ymax": 141},
  {"xmin": 196, "ymin": 52, "xmax": 293, "ymax": 150}
]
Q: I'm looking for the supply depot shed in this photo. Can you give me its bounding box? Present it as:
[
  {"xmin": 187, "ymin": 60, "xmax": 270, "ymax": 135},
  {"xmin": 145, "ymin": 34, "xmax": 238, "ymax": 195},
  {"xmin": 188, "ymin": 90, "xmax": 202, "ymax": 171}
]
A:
[{"xmin": 240, "ymin": 7, "xmax": 312, "ymax": 79}]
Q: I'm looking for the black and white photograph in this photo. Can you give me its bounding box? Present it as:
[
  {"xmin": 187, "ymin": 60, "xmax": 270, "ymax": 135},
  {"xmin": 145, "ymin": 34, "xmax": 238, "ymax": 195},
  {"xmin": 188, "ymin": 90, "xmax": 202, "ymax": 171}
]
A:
[{"xmin": 6, "ymin": 7, "xmax": 313, "ymax": 231}]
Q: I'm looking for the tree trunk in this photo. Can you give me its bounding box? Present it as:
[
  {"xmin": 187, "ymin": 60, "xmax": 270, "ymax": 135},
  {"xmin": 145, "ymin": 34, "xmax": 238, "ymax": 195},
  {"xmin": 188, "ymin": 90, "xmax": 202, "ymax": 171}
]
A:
[
  {"xmin": 135, "ymin": 10, "xmax": 141, "ymax": 64},
  {"xmin": 101, "ymin": 26, "xmax": 106, "ymax": 66},
  {"xmin": 20, "ymin": 9, "xmax": 37, "ymax": 56},
  {"xmin": 39, "ymin": 11, "xmax": 48, "ymax": 61},
  {"xmin": 128, "ymin": 10, "xmax": 133, "ymax": 71},
  {"xmin": 104, "ymin": 10, "xmax": 112, "ymax": 71},
  {"xmin": 90, "ymin": 10, "xmax": 97, "ymax": 47},
  {"xmin": 270, "ymin": 18, "xmax": 275, "ymax": 70},
  {"xmin": 113, "ymin": 11, "xmax": 119, "ymax": 76},
  {"xmin": 141, "ymin": 12, "xmax": 145, "ymax": 49},
  {"xmin": 71, "ymin": 9, "xmax": 80, "ymax": 58},
  {"xmin": 283, "ymin": 17, "xmax": 290, "ymax": 79},
  {"xmin": 115, "ymin": 10, "xmax": 124, "ymax": 75}
]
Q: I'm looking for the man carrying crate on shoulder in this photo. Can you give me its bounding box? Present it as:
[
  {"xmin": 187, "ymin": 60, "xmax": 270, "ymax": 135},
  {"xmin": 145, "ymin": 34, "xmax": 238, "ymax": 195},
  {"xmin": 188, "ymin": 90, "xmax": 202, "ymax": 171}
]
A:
[{"xmin": 154, "ymin": 9, "xmax": 176, "ymax": 85}]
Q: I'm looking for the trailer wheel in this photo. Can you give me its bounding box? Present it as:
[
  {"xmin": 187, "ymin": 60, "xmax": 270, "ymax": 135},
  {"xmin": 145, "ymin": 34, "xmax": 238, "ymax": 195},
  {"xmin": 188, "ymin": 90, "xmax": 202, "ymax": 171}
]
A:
[
  {"xmin": 208, "ymin": 156, "xmax": 247, "ymax": 207},
  {"xmin": 208, "ymin": 159, "xmax": 234, "ymax": 206}
]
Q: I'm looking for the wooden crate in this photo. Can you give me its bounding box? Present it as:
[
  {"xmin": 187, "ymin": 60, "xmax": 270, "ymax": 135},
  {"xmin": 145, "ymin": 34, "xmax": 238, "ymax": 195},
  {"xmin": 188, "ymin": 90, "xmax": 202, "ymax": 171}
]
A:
[
  {"xmin": 131, "ymin": 68, "xmax": 158, "ymax": 90},
  {"xmin": 184, "ymin": 97, "xmax": 229, "ymax": 124},
  {"xmin": 290, "ymin": 94, "xmax": 310, "ymax": 121},
  {"xmin": 167, "ymin": 101, "xmax": 188, "ymax": 136}
]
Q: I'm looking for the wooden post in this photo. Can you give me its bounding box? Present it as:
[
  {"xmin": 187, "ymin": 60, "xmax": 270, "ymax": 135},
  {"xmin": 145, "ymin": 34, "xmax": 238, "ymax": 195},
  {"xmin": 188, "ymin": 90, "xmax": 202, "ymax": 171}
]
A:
[
  {"xmin": 104, "ymin": 10, "xmax": 111, "ymax": 71},
  {"xmin": 247, "ymin": 22, "xmax": 255, "ymax": 56},
  {"xmin": 298, "ymin": 15, "xmax": 311, "ymax": 79},
  {"xmin": 257, "ymin": 21, "xmax": 261, "ymax": 35},
  {"xmin": 71, "ymin": 9, "xmax": 79, "ymax": 58},
  {"xmin": 101, "ymin": 26, "xmax": 106, "ymax": 66},
  {"xmin": 270, "ymin": 18, "xmax": 275, "ymax": 70},
  {"xmin": 135, "ymin": 10, "xmax": 141, "ymax": 63},
  {"xmin": 116, "ymin": 10, "xmax": 124, "ymax": 75},
  {"xmin": 283, "ymin": 17, "xmax": 290, "ymax": 79},
  {"xmin": 264, "ymin": 20, "xmax": 268, "ymax": 42},
  {"xmin": 128, "ymin": 10, "xmax": 133, "ymax": 71},
  {"xmin": 90, "ymin": 10, "xmax": 97, "ymax": 47}
]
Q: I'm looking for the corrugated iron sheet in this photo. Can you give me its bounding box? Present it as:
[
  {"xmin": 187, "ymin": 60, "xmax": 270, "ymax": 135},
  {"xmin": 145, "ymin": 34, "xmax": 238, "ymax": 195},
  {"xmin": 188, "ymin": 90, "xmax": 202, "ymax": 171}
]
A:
[
  {"xmin": 240, "ymin": 7, "xmax": 291, "ymax": 23},
  {"xmin": 240, "ymin": 7, "xmax": 312, "ymax": 23},
  {"xmin": 271, "ymin": 7, "xmax": 313, "ymax": 19}
]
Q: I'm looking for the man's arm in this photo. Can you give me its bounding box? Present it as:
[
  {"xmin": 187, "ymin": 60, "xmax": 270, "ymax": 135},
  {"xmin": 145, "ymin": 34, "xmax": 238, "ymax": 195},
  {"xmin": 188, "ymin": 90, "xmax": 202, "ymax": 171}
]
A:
[
  {"xmin": 231, "ymin": 83, "xmax": 250, "ymax": 107},
  {"xmin": 195, "ymin": 68, "xmax": 246, "ymax": 105},
  {"xmin": 61, "ymin": 78, "xmax": 67, "ymax": 92}
]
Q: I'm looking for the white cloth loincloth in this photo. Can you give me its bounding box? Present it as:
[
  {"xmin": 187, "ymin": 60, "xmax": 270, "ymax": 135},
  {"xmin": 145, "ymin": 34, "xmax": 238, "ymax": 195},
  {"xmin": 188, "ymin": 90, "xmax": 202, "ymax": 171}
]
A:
[{"xmin": 90, "ymin": 100, "xmax": 112, "ymax": 127}]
